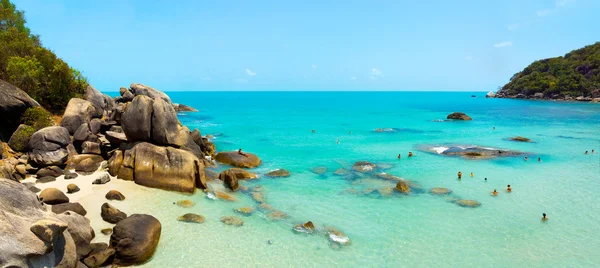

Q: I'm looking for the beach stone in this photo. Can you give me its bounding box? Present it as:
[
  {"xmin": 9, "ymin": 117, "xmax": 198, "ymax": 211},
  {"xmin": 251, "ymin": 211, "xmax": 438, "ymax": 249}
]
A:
[
  {"xmin": 82, "ymin": 141, "xmax": 102, "ymax": 155},
  {"xmin": 28, "ymin": 126, "xmax": 70, "ymax": 167},
  {"xmin": 110, "ymin": 214, "xmax": 161, "ymax": 266},
  {"xmin": 176, "ymin": 200, "xmax": 195, "ymax": 208},
  {"xmin": 352, "ymin": 161, "xmax": 377, "ymax": 172},
  {"xmin": 311, "ymin": 166, "xmax": 328, "ymax": 174},
  {"xmin": 293, "ymin": 221, "xmax": 315, "ymax": 233},
  {"xmin": 509, "ymin": 136, "xmax": 532, "ymax": 142},
  {"xmin": 92, "ymin": 174, "xmax": 111, "ymax": 185},
  {"xmin": 455, "ymin": 199, "xmax": 481, "ymax": 208},
  {"xmin": 215, "ymin": 190, "xmax": 237, "ymax": 202},
  {"xmin": 67, "ymin": 183, "xmax": 80, "ymax": 194},
  {"xmin": 15, "ymin": 164, "xmax": 26, "ymax": 176},
  {"xmin": 229, "ymin": 168, "xmax": 258, "ymax": 180},
  {"xmin": 220, "ymin": 216, "xmax": 244, "ymax": 226},
  {"xmin": 76, "ymin": 158, "xmax": 101, "ymax": 174},
  {"xmin": 107, "ymin": 150, "xmax": 123, "ymax": 176},
  {"xmin": 36, "ymin": 176, "xmax": 56, "ymax": 183},
  {"xmin": 66, "ymin": 154, "xmax": 104, "ymax": 170},
  {"xmin": 215, "ymin": 151, "xmax": 262, "ymax": 168},
  {"xmin": 220, "ymin": 169, "xmax": 239, "ymax": 191},
  {"xmin": 0, "ymin": 79, "xmax": 40, "ymax": 141},
  {"xmin": 105, "ymin": 190, "xmax": 125, "ymax": 201},
  {"xmin": 64, "ymin": 171, "xmax": 79, "ymax": 180},
  {"xmin": 105, "ymin": 131, "xmax": 128, "ymax": 146},
  {"xmin": 101, "ymin": 203, "xmax": 127, "ymax": 224},
  {"xmin": 83, "ymin": 247, "xmax": 115, "ymax": 268},
  {"xmin": 177, "ymin": 213, "xmax": 205, "ymax": 223},
  {"xmin": 267, "ymin": 211, "xmax": 288, "ymax": 221},
  {"xmin": 101, "ymin": 228, "xmax": 112, "ymax": 235},
  {"xmin": 378, "ymin": 187, "xmax": 395, "ymax": 197},
  {"xmin": 234, "ymin": 207, "xmax": 254, "ymax": 216},
  {"xmin": 430, "ymin": 187, "xmax": 452, "ymax": 195},
  {"xmin": 446, "ymin": 112, "xmax": 472, "ymax": 121},
  {"xmin": 52, "ymin": 202, "xmax": 87, "ymax": 216},
  {"xmin": 266, "ymin": 169, "xmax": 290, "ymax": 178},
  {"xmin": 395, "ymin": 181, "xmax": 410, "ymax": 193},
  {"xmin": 39, "ymin": 188, "xmax": 69, "ymax": 205},
  {"xmin": 36, "ymin": 166, "xmax": 63, "ymax": 178},
  {"xmin": 61, "ymin": 98, "xmax": 96, "ymax": 134}
]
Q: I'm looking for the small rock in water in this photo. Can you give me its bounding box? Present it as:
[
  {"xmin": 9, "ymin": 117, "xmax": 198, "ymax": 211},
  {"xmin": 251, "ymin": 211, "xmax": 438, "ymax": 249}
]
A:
[
  {"xmin": 378, "ymin": 187, "xmax": 394, "ymax": 197},
  {"xmin": 220, "ymin": 216, "xmax": 244, "ymax": 226},
  {"xmin": 352, "ymin": 161, "xmax": 376, "ymax": 172},
  {"xmin": 333, "ymin": 168, "xmax": 351, "ymax": 176},
  {"xmin": 92, "ymin": 174, "xmax": 110, "ymax": 185},
  {"xmin": 430, "ymin": 187, "xmax": 452, "ymax": 195},
  {"xmin": 363, "ymin": 188, "xmax": 377, "ymax": 195},
  {"xmin": 395, "ymin": 180, "xmax": 411, "ymax": 193},
  {"xmin": 325, "ymin": 226, "xmax": 351, "ymax": 247},
  {"xmin": 293, "ymin": 221, "xmax": 316, "ymax": 234},
  {"xmin": 215, "ymin": 191, "xmax": 237, "ymax": 201},
  {"xmin": 311, "ymin": 166, "xmax": 328, "ymax": 175},
  {"xmin": 177, "ymin": 213, "xmax": 205, "ymax": 223},
  {"xmin": 176, "ymin": 200, "xmax": 195, "ymax": 208},
  {"xmin": 267, "ymin": 211, "xmax": 288, "ymax": 221},
  {"xmin": 235, "ymin": 207, "xmax": 255, "ymax": 216},
  {"xmin": 455, "ymin": 199, "xmax": 481, "ymax": 208},
  {"xmin": 258, "ymin": 203, "xmax": 274, "ymax": 211},
  {"xmin": 266, "ymin": 169, "xmax": 291, "ymax": 178},
  {"xmin": 251, "ymin": 192, "xmax": 265, "ymax": 203}
]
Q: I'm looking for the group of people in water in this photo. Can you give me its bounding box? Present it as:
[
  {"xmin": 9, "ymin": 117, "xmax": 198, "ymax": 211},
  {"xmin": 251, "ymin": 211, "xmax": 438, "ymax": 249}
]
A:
[{"xmin": 584, "ymin": 149, "xmax": 595, "ymax": 154}]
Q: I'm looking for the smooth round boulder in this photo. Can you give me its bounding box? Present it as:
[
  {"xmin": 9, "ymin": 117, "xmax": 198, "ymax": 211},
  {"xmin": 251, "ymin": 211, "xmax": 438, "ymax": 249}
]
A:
[
  {"xmin": 395, "ymin": 181, "xmax": 410, "ymax": 193},
  {"xmin": 36, "ymin": 166, "xmax": 63, "ymax": 178},
  {"xmin": 28, "ymin": 126, "xmax": 70, "ymax": 167},
  {"xmin": 39, "ymin": 188, "xmax": 69, "ymax": 205},
  {"xmin": 110, "ymin": 214, "xmax": 161, "ymax": 266},
  {"xmin": 446, "ymin": 112, "xmax": 472, "ymax": 121},
  {"xmin": 266, "ymin": 169, "xmax": 290, "ymax": 178},
  {"xmin": 67, "ymin": 183, "xmax": 80, "ymax": 194},
  {"xmin": 215, "ymin": 151, "xmax": 261, "ymax": 168},
  {"xmin": 76, "ymin": 158, "xmax": 101, "ymax": 173},
  {"xmin": 106, "ymin": 190, "xmax": 125, "ymax": 201},
  {"xmin": 101, "ymin": 203, "xmax": 127, "ymax": 224},
  {"xmin": 177, "ymin": 213, "xmax": 205, "ymax": 223},
  {"xmin": 60, "ymin": 98, "xmax": 96, "ymax": 134},
  {"xmin": 219, "ymin": 170, "xmax": 238, "ymax": 191},
  {"xmin": 51, "ymin": 202, "xmax": 87, "ymax": 216}
]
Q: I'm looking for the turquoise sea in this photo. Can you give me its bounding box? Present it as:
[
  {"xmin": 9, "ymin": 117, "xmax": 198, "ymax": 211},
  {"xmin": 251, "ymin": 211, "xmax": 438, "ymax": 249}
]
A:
[{"xmin": 106, "ymin": 91, "xmax": 600, "ymax": 267}]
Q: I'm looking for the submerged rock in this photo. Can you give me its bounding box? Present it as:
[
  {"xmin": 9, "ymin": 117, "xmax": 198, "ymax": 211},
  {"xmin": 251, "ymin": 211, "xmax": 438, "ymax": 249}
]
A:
[
  {"xmin": 266, "ymin": 169, "xmax": 290, "ymax": 178},
  {"xmin": 214, "ymin": 190, "xmax": 237, "ymax": 202},
  {"xmin": 455, "ymin": 199, "xmax": 481, "ymax": 208},
  {"xmin": 333, "ymin": 168, "xmax": 351, "ymax": 176},
  {"xmin": 229, "ymin": 168, "xmax": 258, "ymax": 180},
  {"xmin": 430, "ymin": 187, "xmax": 452, "ymax": 195},
  {"xmin": 215, "ymin": 151, "xmax": 261, "ymax": 168},
  {"xmin": 446, "ymin": 112, "xmax": 472, "ymax": 121},
  {"xmin": 267, "ymin": 211, "xmax": 288, "ymax": 221},
  {"xmin": 311, "ymin": 166, "xmax": 328, "ymax": 175},
  {"xmin": 325, "ymin": 226, "xmax": 351, "ymax": 247},
  {"xmin": 395, "ymin": 181, "xmax": 411, "ymax": 194},
  {"xmin": 175, "ymin": 200, "xmax": 195, "ymax": 208},
  {"xmin": 235, "ymin": 207, "xmax": 255, "ymax": 216},
  {"xmin": 220, "ymin": 216, "xmax": 244, "ymax": 226},
  {"xmin": 293, "ymin": 221, "xmax": 316, "ymax": 233},
  {"xmin": 177, "ymin": 213, "xmax": 205, "ymax": 223},
  {"xmin": 352, "ymin": 161, "xmax": 376, "ymax": 172},
  {"xmin": 509, "ymin": 136, "xmax": 532, "ymax": 142},
  {"xmin": 378, "ymin": 187, "xmax": 395, "ymax": 197},
  {"xmin": 376, "ymin": 172, "xmax": 403, "ymax": 181},
  {"xmin": 422, "ymin": 145, "xmax": 525, "ymax": 160}
]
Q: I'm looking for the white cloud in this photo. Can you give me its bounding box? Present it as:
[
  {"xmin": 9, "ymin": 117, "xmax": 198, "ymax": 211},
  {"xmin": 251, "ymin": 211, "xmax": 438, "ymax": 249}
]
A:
[
  {"xmin": 245, "ymin": 69, "xmax": 256, "ymax": 76},
  {"xmin": 465, "ymin": 56, "xmax": 473, "ymax": 61},
  {"xmin": 493, "ymin": 41, "xmax": 512, "ymax": 48},
  {"xmin": 371, "ymin": 68, "xmax": 382, "ymax": 77},
  {"xmin": 508, "ymin": 24, "xmax": 520, "ymax": 31},
  {"xmin": 537, "ymin": 9, "xmax": 552, "ymax": 16},
  {"xmin": 235, "ymin": 78, "xmax": 248, "ymax": 83},
  {"xmin": 350, "ymin": 76, "xmax": 357, "ymax": 80},
  {"xmin": 556, "ymin": 0, "xmax": 575, "ymax": 7},
  {"xmin": 200, "ymin": 77, "xmax": 212, "ymax": 81},
  {"xmin": 312, "ymin": 64, "xmax": 317, "ymax": 69}
]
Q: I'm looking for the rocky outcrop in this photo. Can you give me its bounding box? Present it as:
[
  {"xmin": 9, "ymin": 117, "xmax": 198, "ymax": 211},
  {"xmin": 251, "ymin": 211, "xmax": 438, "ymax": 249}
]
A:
[
  {"xmin": 28, "ymin": 126, "xmax": 70, "ymax": 167},
  {"xmin": 446, "ymin": 112, "xmax": 472, "ymax": 121},
  {"xmin": 83, "ymin": 85, "xmax": 114, "ymax": 118},
  {"xmin": 130, "ymin": 83, "xmax": 172, "ymax": 104},
  {"xmin": 173, "ymin": 103, "xmax": 197, "ymax": 112},
  {"xmin": 220, "ymin": 169, "xmax": 239, "ymax": 191},
  {"xmin": 352, "ymin": 161, "xmax": 376, "ymax": 172},
  {"xmin": 101, "ymin": 203, "xmax": 127, "ymax": 224},
  {"xmin": 0, "ymin": 79, "xmax": 40, "ymax": 140},
  {"xmin": 485, "ymin": 91, "xmax": 496, "ymax": 98},
  {"xmin": 110, "ymin": 214, "xmax": 161, "ymax": 266},
  {"xmin": 110, "ymin": 142, "xmax": 206, "ymax": 192},
  {"xmin": 422, "ymin": 145, "xmax": 525, "ymax": 160},
  {"xmin": 229, "ymin": 168, "xmax": 258, "ymax": 180},
  {"xmin": 61, "ymin": 98, "xmax": 96, "ymax": 134},
  {"xmin": 0, "ymin": 178, "xmax": 93, "ymax": 267},
  {"xmin": 215, "ymin": 151, "xmax": 261, "ymax": 168}
]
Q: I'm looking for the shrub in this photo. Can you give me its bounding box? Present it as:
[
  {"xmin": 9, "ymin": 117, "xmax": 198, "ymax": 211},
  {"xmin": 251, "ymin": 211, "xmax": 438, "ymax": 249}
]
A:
[
  {"xmin": 20, "ymin": 106, "xmax": 53, "ymax": 130},
  {"xmin": 7, "ymin": 124, "xmax": 34, "ymax": 151}
]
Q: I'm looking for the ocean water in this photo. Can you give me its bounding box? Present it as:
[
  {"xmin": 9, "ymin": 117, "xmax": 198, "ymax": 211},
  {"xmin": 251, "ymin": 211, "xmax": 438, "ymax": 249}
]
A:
[{"xmin": 101, "ymin": 91, "xmax": 600, "ymax": 267}]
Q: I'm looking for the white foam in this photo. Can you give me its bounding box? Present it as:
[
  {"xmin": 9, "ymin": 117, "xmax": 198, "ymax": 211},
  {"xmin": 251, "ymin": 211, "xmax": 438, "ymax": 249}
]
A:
[
  {"xmin": 431, "ymin": 146, "xmax": 449, "ymax": 154},
  {"xmin": 329, "ymin": 233, "xmax": 350, "ymax": 244}
]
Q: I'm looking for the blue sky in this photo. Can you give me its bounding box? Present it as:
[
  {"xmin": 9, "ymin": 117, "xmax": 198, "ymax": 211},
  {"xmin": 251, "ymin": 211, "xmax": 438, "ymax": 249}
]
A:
[{"xmin": 12, "ymin": 0, "xmax": 599, "ymax": 91}]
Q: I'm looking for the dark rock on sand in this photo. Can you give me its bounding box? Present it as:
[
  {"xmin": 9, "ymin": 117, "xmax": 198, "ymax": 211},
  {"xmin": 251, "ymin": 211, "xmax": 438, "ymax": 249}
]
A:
[
  {"xmin": 446, "ymin": 112, "xmax": 472, "ymax": 121},
  {"xmin": 101, "ymin": 228, "xmax": 113, "ymax": 236},
  {"xmin": 110, "ymin": 214, "xmax": 161, "ymax": 266},
  {"xmin": 67, "ymin": 183, "xmax": 80, "ymax": 194},
  {"xmin": 28, "ymin": 126, "xmax": 70, "ymax": 167},
  {"xmin": 101, "ymin": 203, "xmax": 127, "ymax": 224},
  {"xmin": 36, "ymin": 165, "xmax": 63, "ymax": 178},
  {"xmin": 177, "ymin": 213, "xmax": 205, "ymax": 223},
  {"xmin": 52, "ymin": 202, "xmax": 88, "ymax": 216},
  {"xmin": 105, "ymin": 190, "xmax": 125, "ymax": 201},
  {"xmin": 220, "ymin": 169, "xmax": 239, "ymax": 191},
  {"xmin": 92, "ymin": 174, "xmax": 111, "ymax": 185},
  {"xmin": 64, "ymin": 170, "xmax": 79, "ymax": 180},
  {"xmin": 266, "ymin": 169, "xmax": 290, "ymax": 178},
  {"xmin": 36, "ymin": 176, "xmax": 57, "ymax": 183},
  {"xmin": 39, "ymin": 188, "xmax": 70, "ymax": 205},
  {"xmin": 83, "ymin": 247, "xmax": 115, "ymax": 268}
]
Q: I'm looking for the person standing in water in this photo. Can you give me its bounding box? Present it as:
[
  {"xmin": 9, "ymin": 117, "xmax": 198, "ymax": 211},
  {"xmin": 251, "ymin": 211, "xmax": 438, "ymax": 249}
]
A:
[
  {"xmin": 506, "ymin": 184, "xmax": 512, "ymax": 192},
  {"xmin": 408, "ymin": 152, "xmax": 413, "ymax": 157},
  {"xmin": 538, "ymin": 157, "xmax": 542, "ymax": 162},
  {"xmin": 542, "ymin": 213, "xmax": 548, "ymax": 221},
  {"xmin": 397, "ymin": 154, "xmax": 401, "ymax": 159},
  {"xmin": 524, "ymin": 156, "xmax": 528, "ymax": 161},
  {"xmin": 585, "ymin": 151, "xmax": 588, "ymax": 154},
  {"xmin": 312, "ymin": 130, "xmax": 316, "ymax": 133},
  {"xmin": 470, "ymin": 172, "xmax": 474, "ymax": 177},
  {"xmin": 336, "ymin": 139, "xmax": 340, "ymax": 144},
  {"xmin": 492, "ymin": 189, "xmax": 498, "ymax": 196},
  {"xmin": 484, "ymin": 177, "xmax": 487, "ymax": 181},
  {"xmin": 457, "ymin": 171, "xmax": 462, "ymax": 179}
]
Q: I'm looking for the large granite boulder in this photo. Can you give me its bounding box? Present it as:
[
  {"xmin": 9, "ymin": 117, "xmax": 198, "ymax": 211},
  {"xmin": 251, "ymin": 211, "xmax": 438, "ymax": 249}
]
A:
[
  {"xmin": 121, "ymin": 95, "xmax": 154, "ymax": 142},
  {"xmin": 130, "ymin": 83, "xmax": 172, "ymax": 104},
  {"xmin": 83, "ymin": 85, "xmax": 114, "ymax": 118},
  {"xmin": 0, "ymin": 79, "xmax": 40, "ymax": 140},
  {"xmin": 110, "ymin": 214, "xmax": 161, "ymax": 266},
  {"xmin": 111, "ymin": 142, "xmax": 206, "ymax": 192},
  {"xmin": 220, "ymin": 170, "xmax": 238, "ymax": 191},
  {"xmin": 0, "ymin": 178, "xmax": 93, "ymax": 267},
  {"xmin": 61, "ymin": 98, "xmax": 96, "ymax": 134},
  {"xmin": 28, "ymin": 126, "xmax": 70, "ymax": 167},
  {"xmin": 215, "ymin": 151, "xmax": 261, "ymax": 168},
  {"xmin": 101, "ymin": 203, "xmax": 127, "ymax": 224},
  {"xmin": 446, "ymin": 112, "xmax": 472, "ymax": 121},
  {"xmin": 39, "ymin": 188, "xmax": 69, "ymax": 205}
]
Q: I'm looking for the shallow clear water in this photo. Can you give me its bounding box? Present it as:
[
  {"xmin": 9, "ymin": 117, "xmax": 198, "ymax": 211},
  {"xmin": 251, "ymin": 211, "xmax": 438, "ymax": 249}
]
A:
[{"xmin": 103, "ymin": 91, "xmax": 600, "ymax": 267}]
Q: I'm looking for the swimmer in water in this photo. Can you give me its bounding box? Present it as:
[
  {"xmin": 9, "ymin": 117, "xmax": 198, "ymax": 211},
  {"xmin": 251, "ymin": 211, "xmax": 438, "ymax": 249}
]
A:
[
  {"xmin": 397, "ymin": 154, "xmax": 401, "ymax": 159},
  {"xmin": 336, "ymin": 139, "xmax": 340, "ymax": 144},
  {"xmin": 457, "ymin": 171, "xmax": 462, "ymax": 179},
  {"xmin": 538, "ymin": 157, "xmax": 542, "ymax": 162},
  {"xmin": 470, "ymin": 172, "xmax": 474, "ymax": 177},
  {"xmin": 312, "ymin": 130, "xmax": 316, "ymax": 133},
  {"xmin": 506, "ymin": 184, "xmax": 512, "ymax": 192},
  {"xmin": 592, "ymin": 149, "xmax": 595, "ymax": 153},
  {"xmin": 585, "ymin": 150, "xmax": 588, "ymax": 154},
  {"xmin": 492, "ymin": 189, "xmax": 498, "ymax": 196},
  {"xmin": 542, "ymin": 213, "xmax": 548, "ymax": 221},
  {"xmin": 408, "ymin": 151, "xmax": 413, "ymax": 157},
  {"xmin": 493, "ymin": 127, "xmax": 496, "ymax": 130},
  {"xmin": 524, "ymin": 156, "xmax": 528, "ymax": 161},
  {"xmin": 484, "ymin": 177, "xmax": 487, "ymax": 181}
]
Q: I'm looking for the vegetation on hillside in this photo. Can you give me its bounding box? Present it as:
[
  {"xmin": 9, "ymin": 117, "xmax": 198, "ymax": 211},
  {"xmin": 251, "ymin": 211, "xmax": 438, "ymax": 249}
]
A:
[
  {"xmin": 0, "ymin": 0, "xmax": 88, "ymax": 112},
  {"xmin": 500, "ymin": 42, "xmax": 600, "ymax": 97}
]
